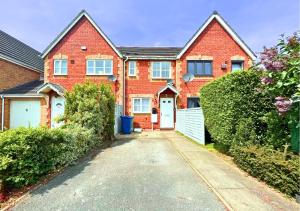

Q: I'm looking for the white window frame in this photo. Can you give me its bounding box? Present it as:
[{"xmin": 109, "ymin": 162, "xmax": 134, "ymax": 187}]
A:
[
  {"xmin": 231, "ymin": 60, "xmax": 244, "ymax": 72},
  {"xmin": 132, "ymin": 97, "xmax": 151, "ymax": 113},
  {"xmin": 151, "ymin": 61, "xmax": 171, "ymax": 79},
  {"xmin": 54, "ymin": 59, "xmax": 68, "ymax": 75},
  {"xmin": 128, "ymin": 61, "xmax": 136, "ymax": 76},
  {"xmin": 86, "ymin": 59, "xmax": 113, "ymax": 75}
]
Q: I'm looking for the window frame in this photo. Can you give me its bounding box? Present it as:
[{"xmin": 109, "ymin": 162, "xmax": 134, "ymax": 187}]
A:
[
  {"xmin": 53, "ymin": 59, "xmax": 68, "ymax": 75},
  {"xmin": 151, "ymin": 61, "xmax": 171, "ymax": 79},
  {"xmin": 187, "ymin": 97, "xmax": 200, "ymax": 108},
  {"xmin": 132, "ymin": 97, "xmax": 151, "ymax": 113},
  {"xmin": 86, "ymin": 59, "xmax": 113, "ymax": 75},
  {"xmin": 187, "ymin": 60, "xmax": 213, "ymax": 77},
  {"xmin": 231, "ymin": 60, "xmax": 244, "ymax": 72},
  {"xmin": 128, "ymin": 61, "xmax": 136, "ymax": 76}
]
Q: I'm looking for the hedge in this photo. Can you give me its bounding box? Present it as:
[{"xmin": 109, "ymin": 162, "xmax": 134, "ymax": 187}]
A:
[
  {"xmin": 232, "ymin": 145, "xmax": 300, "ymax": 197},
  {"xmin": 200, "ymin": 71, "xmax": 273, "ymax": 151},
  {"xmin": 0, "ymin": 126, "xmax": 96, "ymax": 188}
]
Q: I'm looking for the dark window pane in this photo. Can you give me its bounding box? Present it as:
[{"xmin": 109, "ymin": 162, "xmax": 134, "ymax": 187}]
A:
[
  {"xmin": 204, "ymin": 62, "xmax": 212, "ymax": 75},
  {"xmin": 196, "ymin": 62, "xmax": 202, "ymax": 75},
  {"xmin": 188, "ymin": 61, "xmax": 213, "ymax": 76},
  {"xmin": 187, "ymin": 62, "xmax": 195, "ymax": 74},
  {"xmin": 187, "ymin": 97, "xmax": 200, "ymax": 108}
]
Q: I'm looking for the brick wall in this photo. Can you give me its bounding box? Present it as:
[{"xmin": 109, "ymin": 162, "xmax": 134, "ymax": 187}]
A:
[
  {"xmin": 125, "ymin": 60, "xmax": 177, "ymax": 129},
  {"xmin": 0, "ymin": 59, "xmax": 41, "ymax": 91},
  {"xmin": 178, "ymin": 19, "xmax": 252, "ymax": 108},
  {"xmin": 44, "ymin": 16, "xmax": 123, "ymax": 104}
]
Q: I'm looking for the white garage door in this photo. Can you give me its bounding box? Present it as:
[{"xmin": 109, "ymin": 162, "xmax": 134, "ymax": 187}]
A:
[{"xmin": 10, "ymin": 100, "xmax": 41, "ymax": 129}]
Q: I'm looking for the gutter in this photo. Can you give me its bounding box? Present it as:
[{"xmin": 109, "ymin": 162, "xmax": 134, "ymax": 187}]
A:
[
  {"xmin": 1, "ymin": 95, "xmax": 4, "ymax": 131},
  {"xmin": 123, "ymin": 56, "xmax": 129, "ymax": 115}
]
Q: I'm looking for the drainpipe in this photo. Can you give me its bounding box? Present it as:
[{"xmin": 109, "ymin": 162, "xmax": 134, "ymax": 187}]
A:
[
  {"xmin": 122, "ymin": 56, "xmax": 129, "ymax": 115},
  {"xmin": 1, "ymin": 95, "xmax": 4, "ymax": 131}
]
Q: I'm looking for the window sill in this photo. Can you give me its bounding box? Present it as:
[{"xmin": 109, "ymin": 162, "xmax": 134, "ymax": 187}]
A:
[
  {"xmin": 86, "ymin": 74, "xmax": 112, "ymax": 76},
  {"xmin": 128, "ymin": 75, "xmax": 136, "ymax": 77},
  {"xmin": 152, "ymin": 78, "xmax": 171, "ymax": 80},
  {"xmin": 53, "ymin": 74, "xmax": 68, "ymax": 76},
  {"xmin": 133, "ymin": 112, "xmax": 151, "ymax": 114}
]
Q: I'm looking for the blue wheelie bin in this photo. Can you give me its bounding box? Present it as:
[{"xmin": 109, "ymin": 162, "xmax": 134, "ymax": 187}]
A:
[{"xmin": 121, "ymin": 116, "xmax": 133, "ymax": 134}]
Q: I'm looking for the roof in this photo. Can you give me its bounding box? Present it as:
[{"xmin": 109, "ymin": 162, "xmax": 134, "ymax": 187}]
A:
[
  {"xmin": 0, "ymin": 30, "xmax": 44, "ymax": 72},
  {"xmin": 0, "ymin": 80, "xmax": 44, "ymax": 95},
  {"xmin": 42, "ymin": 10, "xmax": 122, "ymax": 58},
  {"xmin": 37, "ymin": 82, "xmax": 65, "ymax": 96},
  {"xmin": 118, "ymin": 47, "xmax": 182, "ymax": 59},
  {"xmin": 176, "ymin": 11, "xmax": 256, "ymax": 60}
]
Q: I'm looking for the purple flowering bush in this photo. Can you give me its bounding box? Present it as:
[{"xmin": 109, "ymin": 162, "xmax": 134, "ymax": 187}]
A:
[
  {"xmin": 254, "ymin": 33, "xmax": 300, "ymax": 150},
  {"xmin": 257, "ymin": 33, "xmax": 300, "ymax": 115}
]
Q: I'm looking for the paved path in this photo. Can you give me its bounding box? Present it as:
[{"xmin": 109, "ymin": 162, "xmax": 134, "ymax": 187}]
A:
[
  {"xmin": 12, "ymin": 132, "xmax": 225, "ymax": 211},
  {"xmin": 163, "ymin": 131, "xmax": 300, "ymax": 211}
]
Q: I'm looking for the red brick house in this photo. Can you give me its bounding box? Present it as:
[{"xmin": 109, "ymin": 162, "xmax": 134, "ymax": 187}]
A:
[{"xmin": 1, "ymin": 10, "xmax": 256, "ymax": 131}]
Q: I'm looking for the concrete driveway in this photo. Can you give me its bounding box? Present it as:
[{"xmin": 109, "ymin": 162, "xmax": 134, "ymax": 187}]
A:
[{"xmin": 12, "ymin": 132, "xmax": 225, "ymax": 211}]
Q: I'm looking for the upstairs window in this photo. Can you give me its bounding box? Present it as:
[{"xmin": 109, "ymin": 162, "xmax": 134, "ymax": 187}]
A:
[
  {"xmin": 128, "ymin": 61, "xmax": 136, "ymax": 76},
  {"xmin": 231, "ymin": 61, "xmax": 244, "ymax": 72},
  {"xmin": 187, "ymin": 60, "xmax": 212, "ymax": 76},
  {"xmin": 132, "ymin": 98, "xmax": 151, "ymax": 113},
  {"xmin": 187, "ymin": 97, "xmax": 200, "ymax": 108},
  {"xmin": 86, "ymin": 59, "xmax": 113, "ymax": 75},
  {"xmin": 54, "ymin": 59, "xmax": 67, "ymax": 75},
  {"xmin": 151, "ymin": 61, "xmax": 171, "ymax": 79}
]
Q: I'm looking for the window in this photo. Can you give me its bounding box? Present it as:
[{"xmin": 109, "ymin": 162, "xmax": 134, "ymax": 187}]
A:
[
  {"xmin": 187, "ymin": 60, "xmax": 212, "ymax": 76},
  {"xmin": 187, "ymin": 97, "xmax": 200, "ymax": 108},
  {"xmin": 86, "ymin": 59, "xmax": 113, "ymax": 75},
  {"xmin": 54, "ymin": 59, "xmax": 68, "ymax": 75},
  {"xmin": 128, "ymin": 61, "xmax": 136, "ymax": 76},
  {"xmin": 231, "ymin": 61, "xmax": 244, "ymax": 72},
  {"xmin": 151, "ymin": 62, "xmax": 171, "ymax": 79},
  {"xmin": 132, "ymin": 98, "xmax": 151, "ymax": 113}
]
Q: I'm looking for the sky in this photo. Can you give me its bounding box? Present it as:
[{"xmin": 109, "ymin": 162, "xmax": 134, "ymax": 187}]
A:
[{"xmin": 0, "ymin": 0, "xmax": 299, "ymax": 54}]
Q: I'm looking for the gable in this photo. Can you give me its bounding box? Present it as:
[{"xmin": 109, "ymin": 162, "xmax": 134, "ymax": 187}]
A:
[
  {"xmin": 42, "ymin": 10, "xmax": 122, "ymax": 58},
  {"xmin": 177, "ymin": 12, "xmax": 256, "ymax": 60}
]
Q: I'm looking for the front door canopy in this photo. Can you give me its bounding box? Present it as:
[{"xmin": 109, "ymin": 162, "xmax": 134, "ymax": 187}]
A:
[
  {"xmin": 157, "ymin": 84, "xmax": 179, "ymax": 96},
  {"xmin": 37, "ymin": 83, "xmax": 65, "ymax": 96}
]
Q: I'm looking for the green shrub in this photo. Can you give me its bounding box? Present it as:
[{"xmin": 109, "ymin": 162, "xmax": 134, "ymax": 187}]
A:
[
  {"xmin": 233, "ymin": 117, "xmax": 258, "ymax": 147},
  {"xmin": 232, "ymin": 145, "xmax": 300, "ymax": 197},
  {"xmin": 0, "ymin": 126, "xmax": 95, "ymax": 188},
  {"xmin": 200, "ymin": 71, "xmax": 273, "ymax": 152},
  {"xmin": 64, "ymin": 82, "xmax": 115, "ymax": 141},
  {"xmin": 261, "ymin": 111, "xmax": 290, "ymax": 149}
]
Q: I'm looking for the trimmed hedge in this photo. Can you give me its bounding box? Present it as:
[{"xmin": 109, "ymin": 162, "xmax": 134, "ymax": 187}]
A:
[
  {"xmin": 200, "ymin": 71, "xmax": 273, "ymax": 151},
  {"xmin": 0, "ymin": 126, "xmax": 96, "ymax": 188},
  {"xmin": 232, "ymin": 145, "xmax": 300, "ymax": 197}
]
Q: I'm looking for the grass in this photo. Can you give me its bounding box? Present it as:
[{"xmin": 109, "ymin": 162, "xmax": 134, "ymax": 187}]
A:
[{"xmin": 175, "ymin": 130, "xmax": 227, "ymax": 154}]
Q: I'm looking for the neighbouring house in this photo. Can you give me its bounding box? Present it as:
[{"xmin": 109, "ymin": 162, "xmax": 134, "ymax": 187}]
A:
[
  {"xmin": 1, "ymin": 10, "xmax": 256, "ymax": 131},
  {"xmin": 0, "ymin": 30, "xmax": 44, "ymax": 130}
]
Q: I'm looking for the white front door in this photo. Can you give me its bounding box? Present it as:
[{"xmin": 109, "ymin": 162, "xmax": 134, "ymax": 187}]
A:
[
  {"xmin": 10, "ymin": 100, "xmax": 41, "ymax": 128},
  {"xmin": 160, "ymin": 98, "xmax": 174, "ymax": 128},
  {"xmin": 51, "ymin": 96, "xmax": 65, "ymax": 128}
]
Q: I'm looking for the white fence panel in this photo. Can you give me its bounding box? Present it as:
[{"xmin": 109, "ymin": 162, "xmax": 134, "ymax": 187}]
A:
[
  {"xmin": 114, "ymin": 104, "xmax": 123, "ymax": 135},
  {"xmin": 175, "ymin": 108, "xmax": 205, "ymax": 144}
]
